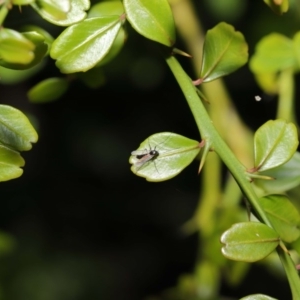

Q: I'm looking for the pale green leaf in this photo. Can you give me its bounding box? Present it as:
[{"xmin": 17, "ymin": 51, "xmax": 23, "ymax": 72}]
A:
[
  {"xmin": 0, "ymin": 31, "xmax": 48, "ymax": 70},
  {"xmin": 28, "ymin": 77, "xmax": 69, "ymax": 103},
  {"xmin": 221, "ymin": 222, "xmax": 280, "ymax": 262},
  {"xmin": 254, "ymin": 152, "xmax": 300, "ymax": 193},
  {"xmin": 253, "ymin": 119, "xmax": 298, "ymax": 172},
  {"xmin": 250, "ymin": 33, "xmax": 296, "ymax": 74},
  {"xmin": 0, "ymin": 105, "xmax": 38, "ymax": 151},
  {"xmin": 50, "ymin": 16, "xmax": 121, "ymax": 73},
  {"xmin": 0, "ymin": 145, "xmax": 24, "ymax": 181},
  {"xmin": 0, "ymin": 29, "xmax": 35, "ymax": 64},
  {"xmin": 31, "ymin": 0, "xmax": 90, "ymax": 26},
  {"xmin": 200, "ymin": 22, "xmax": 248, "ymax": 82},
  {"xmin": 124, "ymin": 0, "xmax": 175, "ymax": 47},
  {"xmin": 259, "ymin": 194, "xmax": 300, "ymax": 243},
  {"xmin": 129, "ymin": 132, "xmax": 200, "ymax": 182}
]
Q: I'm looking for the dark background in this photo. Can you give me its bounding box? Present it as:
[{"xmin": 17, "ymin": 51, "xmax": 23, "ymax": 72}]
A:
[{"xmin": 0, "ymin": 1, "xmax": 299, "ymax": 299}]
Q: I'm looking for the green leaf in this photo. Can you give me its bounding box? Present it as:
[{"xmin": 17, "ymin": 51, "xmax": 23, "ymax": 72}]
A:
[
  {"xmin": 0, "ymin": 105, "xmax": 38, "ymax": 151},
  {"xmin": 0, "ymin": 31, "xmax": 48, "ymax": 70},
  {"xmin": 28, "ymin": 77, "xmax": 69, "ymax": 103},
  {"xmin": 221, "ymin": 222, "xmax": 280, "ymax": 262},
  {"xmin": 0, "ymin": 28, "xmax": 35, "ymax": 64},
  {"xmin": 31, "ymin": 0, "xmax": 90, "ymax": 26},
  {"xmin": 87, "ymin": 2, "xmax": 126, "ymax": 66},
  {"xmin": 240, "ymin": 294, "xmax": 278, "ymax": 300},
  {"xmin": 199, "ymin": 22, "xmax": 248, "ymax": 82},
  {"xmin": 87, "ymin": 1, "xmax": 124, "ymax": 18},
  {"xmin": 249, "ymin": 33, "xmax": 296, "ymax": 74},
  {"xmin": 253, "ymin": 119, "xmax": 298, "ymax": 172},
  {"xmin": 124, "ymin": 0, "xmax": 176, "ymax": 47},
  {"xmin": 129, "ymin": 132, "xmax": 200, "ymax": 182},
  {"xmin": 259, "ymin": 195, "xmax": 300, "ymax": 243},
  {"xmin": 263, "ymin": 0, "xmax": 288, "ymax": 15},
  {"xmin": 0, "ymin": 145, "xmax": 25, "ymax": 181},
  {"xmin": 254, "ymin": 152, "xmax": 300, "ymax": 193},
  {"xmin": 21, "ymin": 25, "xmax": 54, "ymax": 51},
  {"xmin": 50, "ymin": 16, "xmax": 122, "ymax": 73}
]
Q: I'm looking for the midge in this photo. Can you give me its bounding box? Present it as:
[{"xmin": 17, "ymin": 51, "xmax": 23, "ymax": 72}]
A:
[
  {"xmin": 130, "ymin": 132, "xmax": 172, "ymax": 172},
  {"xmin": 131, "ymin": 147, "xmax": 160, "ymax": 169}
]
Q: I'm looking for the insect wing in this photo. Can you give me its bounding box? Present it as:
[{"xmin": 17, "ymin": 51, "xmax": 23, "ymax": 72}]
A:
[
  {"xmin": 131, "ymin": 149, "xmax": 149, "ymax": 156},
  {"xmin": 133, "ymin": 153, "xmax": 155, "ymax": 168}
]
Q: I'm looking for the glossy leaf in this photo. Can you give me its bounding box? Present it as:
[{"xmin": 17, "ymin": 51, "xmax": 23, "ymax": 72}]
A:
[
  {"xmin": 0, "ymin": 105, "xmax": 38, "ymax": 151},
  {"xmin": 87, "ymin": 1, "xmax": 126, "ymax": 66},
  {"xmin": 254, "ymin": 151, "xmax": 300, "ymax": 193},
  {"xmin": 0, "ymin": 145, "xmax": 25, "ymax": 181},
  {"xmin": 250, "ymin": 33, "xmax": 296, "ymax": 74},
  {"xmin": 253, "ymin": 119, "xmax": 298, "ymax": 172},
  {"xmin": 240, "ymin": 294, "xmax": 278, "ymax": 300},
  {"xmin": 28, "ymin": 78, "xmax": 69, "ymax": 103},
  {"xmin": 124, "ymin": 0, "xmax": 176, "ymax": 47},
  {"xmin": 221, "ymin": 222, "xmax": 280, "ymax": 262},
  {"xmin": 263, "ymin": 0, "xmax": 288, "ymax": 15},
  {"xmin": 31, "ymin": 0, "xmax": 90, "ymax": 26},
  {"xmin": 259, "ymin": 195, "xmax": 300, "ymax": 243},
  {"xmin": 21, "ymin": 25, "xmax": 54, "ymax": 51},
  {"xmin": 0, "ymin": 32, "xmax": 48, "ymax": 70},
  {"xmin": 88, "ymin": 1, "xmax": 124, "ymax": 17},
  {"xmin": 129, "ymin": 132, "xmax": 200, "ymax": 182},
  {"xmin": 50, "ymin": 16, "xmax": 122, "ymax": 73},
  {"xmin": 0, "ymin": 29, "xmax": 35, "ymax": 64},
  {"xmin": 199, "ymin": 22, "xmax": 248, "ymax": 82}
]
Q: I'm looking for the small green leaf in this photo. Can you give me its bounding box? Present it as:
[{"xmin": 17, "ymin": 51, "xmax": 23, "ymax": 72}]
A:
[
  {"xmin": 253, "ymin": 119, "xmax": 298, "ymax": 172},
  {"xmin": 0, "ymin": 28, "xmax": 35, "ymax": 64},
  {"xmin": 129, "ymin": 132, "xmax": 200, "ymax": 182},
  {"xmin": 28, "ymin": 77, "xmax": 69, "ymax": 103},
  {"xmin": 87, "ymin": 2, "xmax": 126, "ymax": 66},
  {"xmin": 0, "ymin": 145, "xmax": 25, "ymax": 181},
  {"xmin": 221, "ymin": 222, "xmax": 280, "ymax": 262},
  {"xmin": 0, "ymin": 105, "xmax": 38, "ymax": 151},
  {"xmin": 0, "ymin": 31, "xmax": 48, "ymax": 70},
  {"xmin": 87, "ymin": 1, "xmax": 124, "ymax": 18},
  {"xmin": 50, "ymin": 16, "xmax": 121, "ymax": 73},
  {"xmin": 263, "ymin": 0, "xmax": 288, "ymax": 15},
  {"xmin": 250, "ymin": 33, "xmax": 296, "ymax": 74},
  {"xmin": 240, "ymin": 294, "xmax": 278, "ymax": 300},
  {"xmin": 31, "ymin": 0, "xmax": 90, "ymax": 26},
  {"xmin": 199, "ymin": 22, "xmax": 248, "ymax": 82},
  {"xmin": 259, "ymin": 195, "xmax": 300, "ymax": 243},
  {"xmin": 254, "ymin": 152, "xmax": 300, "ymax": 193},
  {"xmin": 124, "ymin": 0, "xmax": 176, "ymax": 47}
]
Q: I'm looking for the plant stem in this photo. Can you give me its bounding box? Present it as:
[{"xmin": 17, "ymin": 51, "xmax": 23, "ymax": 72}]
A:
[{"xmin": 166, "ymin": 54, "xmax": 300, "ymax": 297}]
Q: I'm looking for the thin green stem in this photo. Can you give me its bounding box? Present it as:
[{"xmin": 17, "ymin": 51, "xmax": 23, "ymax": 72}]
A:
[
  {"xmin": 166, "ymin": 55, "xmax": 268, "ymax": 224},
  {"xmin": 166, "ymin": 54, "xmax": 300, "ymax": 297},
  {"xmin": 277, "ymin": 69, "xmax": 296, "ymax": 123}
]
